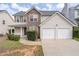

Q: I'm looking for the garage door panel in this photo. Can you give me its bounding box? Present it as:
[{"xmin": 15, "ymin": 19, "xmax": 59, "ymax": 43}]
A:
[
  {"xmin": 58, "ymin": 29, "xmax": 71, "ymax": 39},
  {"xmin": 42, "ymin": 29, "xmax": 55, "ymax": 39}
]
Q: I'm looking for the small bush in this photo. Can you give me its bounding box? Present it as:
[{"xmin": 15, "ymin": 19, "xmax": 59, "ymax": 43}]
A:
[
  {"xmin": 73, "ymin": 27, "xmax": 79, "ymax": 38},
  {"xmin": 7, "ymin": 34, "xmax": 20, "ymax": 41},
  {"xmin": 27, "ymin": 31, "xmax": 36, "ymax": 41}
]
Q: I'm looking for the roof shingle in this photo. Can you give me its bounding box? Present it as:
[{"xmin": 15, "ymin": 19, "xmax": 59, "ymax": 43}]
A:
[
  {"xmin": 13, "ymin": 10, "xmax": 57, "ymax": 16},
  {"xmin": 39, "ymin": 11, "xmax": 57, "ymax": 16},
  {"xmin": 13, "ymin": 11, "xmax": 26, "ymax": 16}
]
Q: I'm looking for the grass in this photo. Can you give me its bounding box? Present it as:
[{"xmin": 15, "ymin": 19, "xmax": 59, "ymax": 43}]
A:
[
  {"xmin": 73, "ymin": 37, "xmax": 79, "ymax": 41},
  {"xmin": 0, "ymin": 40, "xmax": 23, "ymax": 49}
]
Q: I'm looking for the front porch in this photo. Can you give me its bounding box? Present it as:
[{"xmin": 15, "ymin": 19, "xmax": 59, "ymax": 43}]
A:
[
  {"xmin": 14, "ymin": 27, "xmax": 27, "ymax": 39},
  {"xmin": 9, "ymin": 24, "xmax": 40, "ymax": 41}
]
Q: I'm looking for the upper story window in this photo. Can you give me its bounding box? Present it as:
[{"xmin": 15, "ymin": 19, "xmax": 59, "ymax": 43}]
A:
[
  {"xmin": 20, "ymin": 16, "xmax": 23, "ymax": 22},
  {"xmin": 15, "ymin": 16, "xmax": 20, "ymax": 22},
  {"xmin": 17, "ymin": 19, "xmax": 19, "ymax": 22},
  {"xmin": 29, "ymin": 14, "xmax": 38, "ymax": 22},
  {"xmin": 3, "ymin": 20, "xmax": 5, "ymax": 24},
  {"xmin": 77, "ymin": 10, "xmax": 79, "ymax": 15},
  {"xmin": 24, "ymin": 19, "xmax": 26, "ymax": 22},
  {"xmin": 15, "ymin": 16, "xmax": 26, "ymax": 23}
]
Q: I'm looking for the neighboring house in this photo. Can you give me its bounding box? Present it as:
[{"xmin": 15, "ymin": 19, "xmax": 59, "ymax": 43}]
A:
[
  {"xmin": 0, "ymin": 10, "xmax": 14, "ymax": 36},
  {"xmin": 10, "ymin": 7, "xmax": 77, "ymax": 40},
  {"xmin": 74, "ymin": 5, "xmax": 79, "ymax": 25},
  {"xmin": 62, "ymin": 3, "xmax": 79, "ymax": 25}
]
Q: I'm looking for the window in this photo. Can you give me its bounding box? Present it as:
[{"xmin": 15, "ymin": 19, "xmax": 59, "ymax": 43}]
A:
[
  {"xmin": 17, "ymin": 19, "xmax": 19, "ymax": 22},
  {"xmin": 77, "ymin": 10, "xmax": 79, "ymax": 15},
  {"xmin": 29, "ymin": 14, "xmax": 38, "ymax": 22},
  {"xmin": 16, "ymin": 17, "xmax": 20, "ymax": 22},
  {"xmin": 3, "ymin": 20, "xmax": 5, "ymax": 24},
  {"xmin": 30, "ymin": 15, "xmax": 33, "ymax": 21},
  {"xmin": 34, "ymin": 18, "xmax": 37, "ymax": 21},
  {"xmin": 24, "ymin": 27, "xmax": 27, "ymax": 35},
  {"xmin": 12, "ymin": 29, "xmax": 14, "ymax": 33},
  {"xmin": 24, "ymin": 19, "xmax": 26, "ymax": 22},
  {"xmin": 30, "ymin": 18, "xmax": 33, "ymax": 21},
  {"xmin": 9, "ymin": 29, "xmax": 14, "ymax": 34},
  {"xmin": 9, "ymin": 29, "xmax": 11, "ymax": 34},
  {"xmin": 20, "ymin": 16, "xmax": 23, "ymax": 22}
]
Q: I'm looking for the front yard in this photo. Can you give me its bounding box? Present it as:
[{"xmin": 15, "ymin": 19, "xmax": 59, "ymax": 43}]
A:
[
  {"xmin": 0, "ymin": 39, "xmax": 44, "ymax": 56},
  {"xmin": 0, "ymin": 40, "xmax": 23, "ymax": 49}
]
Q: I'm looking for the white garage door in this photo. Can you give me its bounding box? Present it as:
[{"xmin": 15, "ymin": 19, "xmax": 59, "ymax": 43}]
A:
[
  {"xmin": 42, "ymin": 29, "xmax": 55, "ymax": 39},
  {"xmin": 41, "ymin": 28, "xmax": 71, "ymax": 39},
  {"xmin": 58, "ymin": 29, "xmax": 71, "ymax": 39}
]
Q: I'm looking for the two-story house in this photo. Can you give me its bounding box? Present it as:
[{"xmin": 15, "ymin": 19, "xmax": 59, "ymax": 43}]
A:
[
  {"xmin": 10, "ymin": 6, "xmax": 77, "ymax": 41},
  {"xmin": 62, "ymin": 3, "xmax": 79, "ymax": 25},
  {"xmin": 10, "ymin": 7, "xmax": 41, "ymax": 40},
  {"xmin": 10, "ymin": 7, "xmax": 57, "ymax": 40}
]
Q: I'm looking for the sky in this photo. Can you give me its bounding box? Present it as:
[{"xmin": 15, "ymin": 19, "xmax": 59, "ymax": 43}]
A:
[{"xmin": 0, "ymin": 3, "xmax": 78, "ymax": 15}]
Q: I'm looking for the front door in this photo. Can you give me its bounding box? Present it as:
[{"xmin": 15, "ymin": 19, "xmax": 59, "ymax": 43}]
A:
[{"xmin": 23, "ymin": 27, "xmax": 27, "ymax": 35}]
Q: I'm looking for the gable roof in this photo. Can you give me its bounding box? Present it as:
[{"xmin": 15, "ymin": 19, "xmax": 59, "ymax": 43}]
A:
[
  {"xmin": 40, "ymin": 12, "xmax": 77, "ymax": 26},
  {"xmin": 0, "ymin": 10, "xmax": 14, "ymax": 21},
  {"xmin": 39, "ymin": 11, "xmax": 57, "ymax": 16},
  {"xmin": 13, "ymin": 11, "xmax": 26, "ymax": 16},
  {"xmin": 0, "ymin": 10, "xmax": 6, "ymax": 12},
  {"xmin": 13, "ymin": 7, "xmax": 58, "ymax": 16},
  {"xmin": 59, "ymin": 12, "xmax": 77, "ymax": 25},
  {"xmin": 12, "ymin": 7, "xmax": 77, "ymax": 26},
  {"xmin": 13, "ymin": 10, "xmax": 57, "ymax": 16},
  {"xmin": 74, "ymin": 4, "xmax": 79, "ymax": 9},
  {"xmin": 25, "ymin": 7, "xmax": 41, "ymax": 14}
]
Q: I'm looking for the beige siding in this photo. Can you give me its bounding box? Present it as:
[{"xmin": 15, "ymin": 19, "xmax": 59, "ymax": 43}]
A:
[
  {"xmin": 40, "ymin": 13, "xmax": 73, "ymax": 39},
  {"xmin": 41, "ymin": 14, "xmax": 73, "ymax": 29},
  {"xmin": 0, "ymin": 12, "xmax": 13, "ymax": 35},
  {"xmin": 41, "ymin": 16, "xmax": 50, "ymax": 22},
  {"xmin": 27, "ymin": 9, "xmax": 41, "ymax": 26}
]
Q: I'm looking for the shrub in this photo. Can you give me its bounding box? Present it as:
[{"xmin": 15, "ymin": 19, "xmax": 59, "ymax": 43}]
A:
[
  {"xmin": 7, "ymin": 34, "xmax": 20, "ymax": 41},
  {"xmin": 73, "ymin": 27, "xmax": 79, "ymax": 38},
  {"xmin": 27, "ymin": 31, "xmax": 36, "ymax": 41}
]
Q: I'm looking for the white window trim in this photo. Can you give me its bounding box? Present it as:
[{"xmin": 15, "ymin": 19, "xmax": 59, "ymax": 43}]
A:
[{"xmin": 29, "ymin": 14, "xmax": 38, "ymax": 22}]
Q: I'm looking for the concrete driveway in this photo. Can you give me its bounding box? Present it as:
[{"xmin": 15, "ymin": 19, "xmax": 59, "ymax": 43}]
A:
[{"xmin": 42, "ymin": 39, "xmax": 79, "ymax": 56}]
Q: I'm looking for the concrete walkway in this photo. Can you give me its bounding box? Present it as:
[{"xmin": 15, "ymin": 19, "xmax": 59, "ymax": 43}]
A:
[
  {"xmin": 20, "ymin": 39, "xmax": 41, "ymax": 45},
  {"xmin": 42, "ymin": 39, "xmax": 79, "ymax": 56}
]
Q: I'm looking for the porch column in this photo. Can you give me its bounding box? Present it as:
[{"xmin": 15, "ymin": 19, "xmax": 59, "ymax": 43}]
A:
[{"xmin": 20, "ymin": 27, "xmax": 22, "ymax": 37}]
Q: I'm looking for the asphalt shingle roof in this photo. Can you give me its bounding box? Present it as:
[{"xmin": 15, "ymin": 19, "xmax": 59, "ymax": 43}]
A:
[
  {"xmin": 13, "ymin": 11, "xmax": 26, "ymax": 16},
  {"xmin": 39, "ymin": 11, "xmax": 57, "ymax": 16},
  {"xmin": 13, "ymin": 10, "xmax": 57, "ymax": 16},
  {"xmin": 0, "ymin": 10, "xmax": 7, "ymax": 13},
  {"xmin": 12, "ymin": 9, "xmax": 77, "ymax": 25}
]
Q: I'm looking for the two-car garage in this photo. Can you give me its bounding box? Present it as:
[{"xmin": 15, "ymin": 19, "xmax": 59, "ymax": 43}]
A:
[
  {"xmin": 41, "ymin": 28, "xmax": 71, "ymax": 39},
  {"xmin": 40, "ymin": 12, "xmax": 76, "ymax": 40},
  {"xmin": 40, "ymin": 12, "xmax": 77, "ymax": 56}
]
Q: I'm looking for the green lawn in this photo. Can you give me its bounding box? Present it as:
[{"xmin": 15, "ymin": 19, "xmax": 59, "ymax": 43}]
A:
[{"xmin": 0, "ymin": 40, "xmax": 23, "ymax": 49}]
